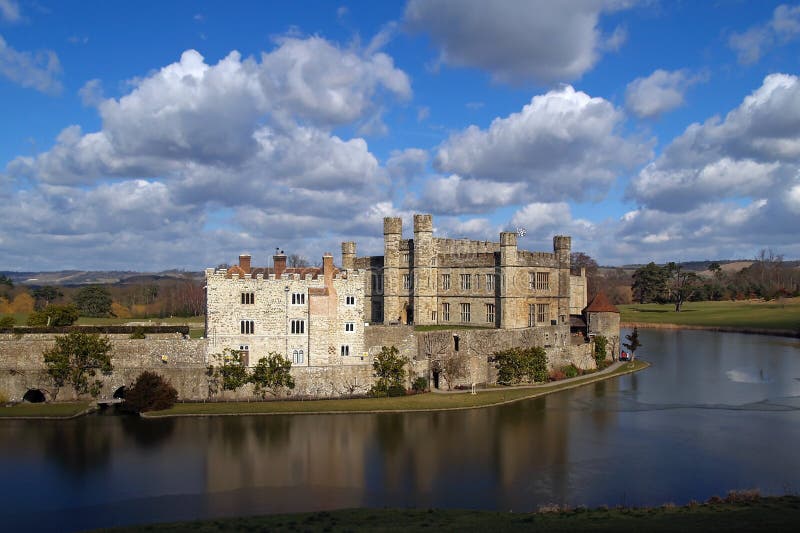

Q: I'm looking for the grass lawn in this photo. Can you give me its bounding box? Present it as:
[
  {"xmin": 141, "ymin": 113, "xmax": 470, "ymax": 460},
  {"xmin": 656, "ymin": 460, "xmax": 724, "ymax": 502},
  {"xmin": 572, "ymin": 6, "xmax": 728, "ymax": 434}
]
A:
[
  {"xmin": 98, "ymin": 495, "xmax": 800, "ymax": 533},
  {"xmin": 1, "ymin": 314, "xmax": 205, "ymax": 327},
  {"xmin": 414, "ymin": 324, "xmax": 493, "ymax": 331},
  {"xmin": 146, "ymin": 360, "xmax": 647, "ymax": 417},
  {"xmin": 0, "ymin": 401, "xmax": 92, "ymax": 418},
  {"xmin": 620, "ymin": 298, "xmax": 800, "ymax": 332}
]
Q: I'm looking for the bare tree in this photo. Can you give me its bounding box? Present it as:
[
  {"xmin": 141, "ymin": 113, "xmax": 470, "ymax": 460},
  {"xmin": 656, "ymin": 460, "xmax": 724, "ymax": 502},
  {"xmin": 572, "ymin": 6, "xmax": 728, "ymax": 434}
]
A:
[
  {"xmin": 288, "ymin": 254, "xmax": 309, "ymax": 268},
  {"xmin": 432, "ymin": 352, "xmax": 467, "ymax": 390}
]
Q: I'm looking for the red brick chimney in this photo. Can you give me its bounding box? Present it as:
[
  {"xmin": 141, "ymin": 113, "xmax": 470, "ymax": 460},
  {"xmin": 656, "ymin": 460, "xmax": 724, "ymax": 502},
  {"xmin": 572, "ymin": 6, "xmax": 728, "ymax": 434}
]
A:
[
  {"xmin": 322, "ymin": 253, "xmax": 334, "ymax": 286},
  {"xmin": 239, "ymin": 254, "xmax": 251, "ymax": 274},
  {"xmin": 273, "ymin": 253, "xmax": 286, "ymax": 279}
]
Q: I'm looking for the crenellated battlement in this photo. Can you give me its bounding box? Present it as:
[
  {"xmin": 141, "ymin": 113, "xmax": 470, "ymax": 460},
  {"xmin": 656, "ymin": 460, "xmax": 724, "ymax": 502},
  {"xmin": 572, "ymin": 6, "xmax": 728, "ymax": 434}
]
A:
[{"xmin": 434, "ymin": 238, "xmax": 501, "ymax": 254}]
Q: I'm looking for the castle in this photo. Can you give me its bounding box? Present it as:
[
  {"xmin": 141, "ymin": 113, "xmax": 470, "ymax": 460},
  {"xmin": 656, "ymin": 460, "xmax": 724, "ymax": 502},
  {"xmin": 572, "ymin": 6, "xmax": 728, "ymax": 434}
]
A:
[
  {"xmin": 345, "ymin": 214, "xmax": 588, "ymax": 328},
  {"xmin": 204, "ymin": 214, "xmax": 619, "ymax": 387},
  {"xmin": 0, "ymin": 215, "xmax": 620, "ymax": 401}
]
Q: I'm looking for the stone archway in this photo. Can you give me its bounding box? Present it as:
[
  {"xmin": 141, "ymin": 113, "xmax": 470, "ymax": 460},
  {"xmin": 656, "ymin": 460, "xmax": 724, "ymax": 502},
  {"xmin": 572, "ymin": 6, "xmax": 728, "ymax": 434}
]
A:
[
  {"xmin": 113, "ymin": 386, "xmax": 127, "ymax": 399},
  {"xmin": 22, "ymin": 389, "xmax": 46, "ymax": 403}
]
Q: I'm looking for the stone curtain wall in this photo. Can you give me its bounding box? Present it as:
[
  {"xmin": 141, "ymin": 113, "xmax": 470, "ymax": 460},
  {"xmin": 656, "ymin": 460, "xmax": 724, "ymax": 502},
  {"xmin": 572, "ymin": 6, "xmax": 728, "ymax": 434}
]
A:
[
  {"xmin": 0, "ymin": 332, "xmax": 207, "ymax": 402},
  {"xmin": 1, "ymin": 326, "xmax": 598, "ymax": 402}
]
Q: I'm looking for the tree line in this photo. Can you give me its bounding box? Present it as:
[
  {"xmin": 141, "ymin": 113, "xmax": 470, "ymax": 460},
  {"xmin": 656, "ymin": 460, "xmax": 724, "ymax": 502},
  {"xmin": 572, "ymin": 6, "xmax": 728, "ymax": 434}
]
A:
[{"xmin": 0, "ymin": 276, "xmax": 205, "ymax": 326}]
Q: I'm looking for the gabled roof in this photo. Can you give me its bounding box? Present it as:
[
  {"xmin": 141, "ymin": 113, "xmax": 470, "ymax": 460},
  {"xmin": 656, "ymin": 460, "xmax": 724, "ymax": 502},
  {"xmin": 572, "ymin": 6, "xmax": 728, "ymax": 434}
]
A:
[{"xmin": 583, "ymin": 291, "xmax": 619, "ymax": 314}]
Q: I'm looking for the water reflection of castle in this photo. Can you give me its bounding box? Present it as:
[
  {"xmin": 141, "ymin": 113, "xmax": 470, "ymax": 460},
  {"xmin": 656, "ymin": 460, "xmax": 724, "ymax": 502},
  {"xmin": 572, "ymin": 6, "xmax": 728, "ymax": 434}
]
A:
[{"xmin": 202, "ymin": 390, "xmax": 622, "ymax": 508}]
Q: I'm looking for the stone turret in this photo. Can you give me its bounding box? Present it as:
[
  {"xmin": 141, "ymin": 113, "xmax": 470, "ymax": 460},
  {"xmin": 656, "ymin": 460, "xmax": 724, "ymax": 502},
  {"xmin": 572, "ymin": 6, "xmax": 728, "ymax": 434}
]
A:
[
  {"xmin": 499, "ymin": 232, "xmax": 518, "ymax": 328},
  {"xmin": 553, "ymin": 235, "xmax": 571, "ymax": 324},
  {"xmin": 382, "ymin": 217, "xmax": 402, "ymax": 324},
  {"xmin": 413, "ymin": 214, "xmax": 436, "ymax": 325},
  {"xmin": 341, "ymin": 241, "xmax": 356, "ymax": 271}
]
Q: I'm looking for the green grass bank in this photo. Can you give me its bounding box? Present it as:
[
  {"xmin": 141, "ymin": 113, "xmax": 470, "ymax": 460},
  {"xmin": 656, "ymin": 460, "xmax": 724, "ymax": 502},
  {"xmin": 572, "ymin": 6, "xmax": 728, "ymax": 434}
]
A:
[
  {"xmin": 620, "ymin": 298, "xmax": 800, "ymax": 335},
  {"xmin": 0, "ymin": 401, "xmax": 92, "ymax": 419},
  {"xmin": 145, "ymin": 360, "xmax": 648, "ymax": 418},
  {"xmin": 96, "ymin": 494, "xmax": 800, "ymax": 533}
]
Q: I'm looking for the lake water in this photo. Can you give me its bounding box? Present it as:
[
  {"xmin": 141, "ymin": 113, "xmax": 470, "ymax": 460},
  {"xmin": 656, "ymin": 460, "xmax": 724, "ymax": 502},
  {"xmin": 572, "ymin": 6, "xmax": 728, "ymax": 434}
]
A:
[{"xmin": 2, "ymin": 329, "xmax": 799, "ymax": 531}]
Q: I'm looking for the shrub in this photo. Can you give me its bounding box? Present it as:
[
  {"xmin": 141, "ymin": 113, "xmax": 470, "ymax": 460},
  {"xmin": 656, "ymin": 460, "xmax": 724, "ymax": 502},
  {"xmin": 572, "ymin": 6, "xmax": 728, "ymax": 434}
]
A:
[
  {"xmin": 250, "ymin": 352, "xmax": 295, "ymax": 398},
  {"xmin": 594, "ymin": 335, "xmax": 608, "ymax": 365},
  {"xmin": 129, "ymin": 327, "xmax": 146, "ymax": 339},
  {"xmin": 124, "ymin": 371, "xmax": 178, "ymax": 413},
  {"xmin": 494, "ymin": 346, "xmax": 549, "ymax": 384},
  {"xmin": 549, "ymin": 369, "xmax": 566, "ymax": 381},
  {"xmin": 370, "ymin": 346, "xmax": 408, "ymax": 397},
  {"xmin": 563, "ymin": 364, "xmax": 579, "ymax": 379},
  {"xmin": 0, "ymin": 315, "xmax": 15, "ymax": 328},
  {"xmin": 27, "ymin": 304, "xmax": 79, "ymax": 327},
  {"xmin": 0, "ymin": 390, "xmax": 7, "ymax": 403},
  {"xmin": 412, "ymin": 376, "xmax": 428, "ymax": 392}
]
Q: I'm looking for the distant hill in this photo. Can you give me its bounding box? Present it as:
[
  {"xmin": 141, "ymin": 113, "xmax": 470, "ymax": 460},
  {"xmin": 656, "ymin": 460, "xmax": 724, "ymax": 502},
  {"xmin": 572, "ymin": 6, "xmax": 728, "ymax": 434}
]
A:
[{"xmin": 0, "ymin": 270, "xmax": 204, "ymax": 286}]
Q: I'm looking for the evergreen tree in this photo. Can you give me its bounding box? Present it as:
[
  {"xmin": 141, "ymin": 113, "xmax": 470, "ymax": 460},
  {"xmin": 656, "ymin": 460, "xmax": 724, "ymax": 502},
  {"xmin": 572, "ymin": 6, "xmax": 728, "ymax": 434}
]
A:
[{"xmin": 623, "ymin": 327, "xmax": 642, "ymax": 357}]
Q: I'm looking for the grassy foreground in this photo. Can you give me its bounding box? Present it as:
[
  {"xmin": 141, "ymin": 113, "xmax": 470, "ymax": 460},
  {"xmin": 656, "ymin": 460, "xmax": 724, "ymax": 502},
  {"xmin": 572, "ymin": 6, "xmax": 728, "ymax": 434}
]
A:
[
  {"xmin": 620, "ymin": 298, "xmax": 800, "ymax": 332},
  {"xmin": 0, "ymin": 401, "xmax": 92, "ymax": 418},
  {"xmin": 146, "ymin": 361, "xmax": 647, "ymax": 417},
  {"xmin": 98, "ymin": 495, "xmax": 800, "ymax": 532}
]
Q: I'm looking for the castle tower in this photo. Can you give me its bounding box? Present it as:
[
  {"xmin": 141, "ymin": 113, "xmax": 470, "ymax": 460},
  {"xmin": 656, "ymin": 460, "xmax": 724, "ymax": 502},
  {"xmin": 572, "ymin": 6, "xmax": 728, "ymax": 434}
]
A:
[
  {"xmin": 341, "ymin": 241, "xmax": 356, "ymax": 271},
  {"xmin": 499, "ymin": 231, "xmax": 518, "ymax": 328},
  {"xmin": 412, "ymin": 214, "xmax": 437, "ymax": 325},
  {"xmin": 553, "ymin": 235, "xmax": 571, "ymax": 324},
  {"xmin": 382, "ymin": 217, "xmax": 402, "ymax": 324}
]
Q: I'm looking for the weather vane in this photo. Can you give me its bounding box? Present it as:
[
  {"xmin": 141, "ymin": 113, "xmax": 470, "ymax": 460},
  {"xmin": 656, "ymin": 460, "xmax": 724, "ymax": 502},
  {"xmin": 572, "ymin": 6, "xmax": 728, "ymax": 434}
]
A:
[{"xmin": 516, "ymin": 226, "xmax": 527, "ymax": 237}]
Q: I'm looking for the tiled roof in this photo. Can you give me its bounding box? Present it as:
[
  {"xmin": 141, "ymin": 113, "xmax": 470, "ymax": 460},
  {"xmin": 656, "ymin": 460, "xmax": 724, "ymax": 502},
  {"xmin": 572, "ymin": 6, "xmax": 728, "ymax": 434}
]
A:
[{"xmin": 583, "ymin": 291, "xmax": 619, "ymax": 313}]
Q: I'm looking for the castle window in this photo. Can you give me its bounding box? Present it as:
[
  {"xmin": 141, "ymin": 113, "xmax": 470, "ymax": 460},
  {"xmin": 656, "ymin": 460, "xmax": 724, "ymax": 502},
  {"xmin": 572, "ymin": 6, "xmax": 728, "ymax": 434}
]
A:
[
  {"xmin": 345, "ymin": 322, "xmax": 354, "ymax": 332},
  {"xmin": 528, "ymin": 272, "xmax": 535, "ymax": 290},
  {"xmin": 537, "ymin": 303, "xmax": 549, "ymax": 324},
  {"xmin": 536, "ymin": 272, "xmax": 550, "ymax": 291},
  {"xmin": 292, "ymin": 350, "xmax": 304, "ymax": 364},
  {"xmin": 485, "ymin": 274, "xmax": 495, "ymax": 291},
  {"xmin": 373, "ymin": 273, "xmax": 383, "ymax": 293},
  {"xmin": 372, "ymin": 302, "xmax": 383, "ymax": 322},
  {"xmin": 442, "ymin": 303, "xmax": 450, "ymax": 321},
  {"xmin": 486, "ymin": 304, "xmax": 495, "ymax": 323},
  {"xmin": 460, "ymin": 274, "xmax": 471, "ymax": 290},
  {"xmin": 291, "ymin": 293, "xmax": 305, "ymax": 305},
  {"xmin": 403, "ymin": 274, "xmax": 412, "ymax": 289},
  {"xmin": 239, "ymin": 345, "xmax": 249, "ymax": 367},
  {"xmin": 241, "ymin": 292, "xmax": 254, "ymax": 305},
  {"xmin": 345, "ymin": 296, "xmax": 355, "ymax": 305},
  {"xmin": 340, "ymin": 345, "xmax": 350, "ymax": 356},
  {"xmin": 441, "ymin": 274, "xmax": 451, "ymax": 290},
  {"xmin": 290, "ymin": 319, "xmax": 305, "ymax": 334},
  {"xmin": 240, "ymin": 320, "xmax": 254, "ymax": 334},
  {"xmin": 402, "ymin": 252, "xmax": 409, "ymax": 263},
  {"xmin": 431, "ymin": 310, "xmax": 437, "ymax": 322},
  {"xmin": 460, "ymin": 303, "xmax": 471, "ymax": 322},
  {"xmin": 528, "ymin": 304, "xmax": 536, "ymax": 327}
]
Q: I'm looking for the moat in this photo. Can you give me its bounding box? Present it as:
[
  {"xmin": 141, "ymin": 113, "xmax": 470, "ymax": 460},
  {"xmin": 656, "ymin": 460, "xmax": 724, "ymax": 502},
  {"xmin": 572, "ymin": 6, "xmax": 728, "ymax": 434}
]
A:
[{"xmin": 2, "ymin": 329, "xmax": 799, "ymax": 532}]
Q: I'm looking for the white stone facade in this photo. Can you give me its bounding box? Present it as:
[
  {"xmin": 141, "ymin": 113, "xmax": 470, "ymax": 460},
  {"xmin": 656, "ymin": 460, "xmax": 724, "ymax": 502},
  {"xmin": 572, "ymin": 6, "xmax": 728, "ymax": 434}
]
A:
[{"xmin": 205, "ymin": 255, "xmax": 366, "ymax": 368}]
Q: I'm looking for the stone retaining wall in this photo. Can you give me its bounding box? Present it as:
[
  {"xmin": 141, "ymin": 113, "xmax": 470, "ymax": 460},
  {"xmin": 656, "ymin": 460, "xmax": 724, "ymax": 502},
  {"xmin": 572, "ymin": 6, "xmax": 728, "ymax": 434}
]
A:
[{"xmin": 0, "ymin": 326, "xmax": 599, "ymax": 401}]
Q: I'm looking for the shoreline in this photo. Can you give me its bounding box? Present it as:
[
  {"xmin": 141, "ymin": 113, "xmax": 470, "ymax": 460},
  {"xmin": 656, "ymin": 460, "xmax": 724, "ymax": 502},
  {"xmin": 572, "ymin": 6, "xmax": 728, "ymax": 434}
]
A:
[
  {"xmin": 621, "ymin": 322, "xmax": 800, "ymax": 338},
  {"xmin": 142, "ymin": 360, "xmax": 648, "ymax": 419}
]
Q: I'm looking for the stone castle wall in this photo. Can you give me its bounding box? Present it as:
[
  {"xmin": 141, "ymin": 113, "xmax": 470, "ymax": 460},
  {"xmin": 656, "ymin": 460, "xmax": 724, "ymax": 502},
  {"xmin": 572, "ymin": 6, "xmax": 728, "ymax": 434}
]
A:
[{"xmin": 0, "ymin": 325, "xmax": 599, "ymax": 402}]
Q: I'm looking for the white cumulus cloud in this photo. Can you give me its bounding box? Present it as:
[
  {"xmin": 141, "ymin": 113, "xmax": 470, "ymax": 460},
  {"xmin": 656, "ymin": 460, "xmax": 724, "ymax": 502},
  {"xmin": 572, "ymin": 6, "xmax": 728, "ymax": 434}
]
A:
[
  {"xmin": 625, "ymin": 69, "xmax": 706, "ymax": 118},
  {"xmin": 404, "ymin": 0, "xmax": 635, "ymax": 84}
]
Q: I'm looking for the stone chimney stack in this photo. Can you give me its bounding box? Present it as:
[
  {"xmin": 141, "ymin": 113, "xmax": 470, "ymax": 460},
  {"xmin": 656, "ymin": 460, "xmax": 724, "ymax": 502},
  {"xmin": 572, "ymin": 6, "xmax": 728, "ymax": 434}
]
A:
[
  {"xmin": 239, "ymin": 254, "xmax": 251, "ymax": 274},
  {"xmin": 273, "ymin": 253, "xmax": 286, "ymax": 279},
  {"xmin": 322, "ymin": 253, "xmax": 334, "ymax": 286}
]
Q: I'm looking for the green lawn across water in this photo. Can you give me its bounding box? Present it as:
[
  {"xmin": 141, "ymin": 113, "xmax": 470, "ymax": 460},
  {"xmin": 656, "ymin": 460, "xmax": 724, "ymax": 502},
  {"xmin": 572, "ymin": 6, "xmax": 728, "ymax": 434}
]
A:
[
  {"xmin": 0, "ymin": 401, "xmax": 92, "ymax": 418},
  {"xmin": 620, "ymin": 298, "xmax": 800, "ymax": 332},
  {"xmin": 145, "ymin": 361, "xmax": 648, "ymax": 417}
]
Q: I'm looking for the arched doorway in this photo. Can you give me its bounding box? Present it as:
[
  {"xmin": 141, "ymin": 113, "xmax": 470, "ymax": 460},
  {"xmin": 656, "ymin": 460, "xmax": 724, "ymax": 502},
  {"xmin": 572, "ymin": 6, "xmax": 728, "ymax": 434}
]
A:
[
  {"xmin": 22, "ymin": 389, "xmax": 46, "ymax": 403},
  {"xmin": 113, "ymin": 386, "xmax": 126, "ymax": 399}
]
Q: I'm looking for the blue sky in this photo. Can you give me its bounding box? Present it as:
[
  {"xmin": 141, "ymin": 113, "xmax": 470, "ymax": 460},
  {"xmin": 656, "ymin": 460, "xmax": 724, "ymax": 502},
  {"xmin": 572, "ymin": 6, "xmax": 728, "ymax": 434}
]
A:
[{"xmin": 2, "ymin": 0, "xmax": 800, "ymax": 271}]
